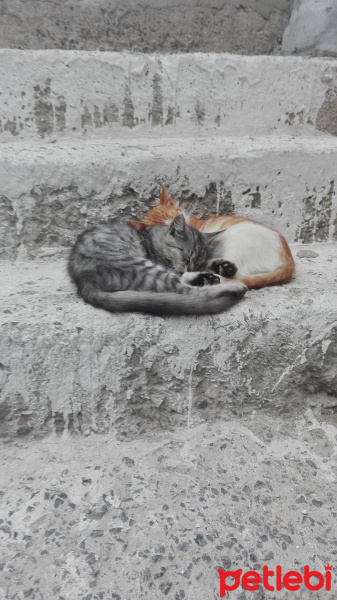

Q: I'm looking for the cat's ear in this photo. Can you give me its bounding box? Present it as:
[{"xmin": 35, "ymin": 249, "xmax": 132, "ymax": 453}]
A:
[
  {"xmin": 169, "ymin": 214, "xmax": 186, "ymax": 237},
  {"xmin": 128, "ymin": 220, "xmax": 147, "ymax": 233},
  {"xmin": 159, "ymin": 186, "xmax": 175, "ymax": 206}
]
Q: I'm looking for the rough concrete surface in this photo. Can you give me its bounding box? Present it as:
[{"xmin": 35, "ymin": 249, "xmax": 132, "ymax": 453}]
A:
[
  {"xmin": 1, "ymin": 52, "xmax": 337, "ymax": 140},
  {"xmin": 1, "ymin": 45, "xmax": 337, "ymax": 597},
  {"xmin": 1, "ymin": 414, "xmax": 337, "ymax": 600},
  {"xmin": 282, "ymin": 0, "xmax": 337, "ymax": 58},
  {"xmin": 0, "ymin": 0, "xmax": 292, "ymax": 55},
  {"xmin": 1, "ymin": 137, "xmax": 337, "ymax": 262},
  {"xmin": 1, "ymin": 243, "xmax": 336, "ymax": 441}
]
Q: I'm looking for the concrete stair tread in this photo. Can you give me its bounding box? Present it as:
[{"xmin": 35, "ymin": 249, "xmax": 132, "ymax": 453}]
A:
[
  {"xmin": 2, "ymin": 131, "xmax": 337, "ymax": 148},
  {"xmin": 0, "ymin": 241, "xmax": 337, "ymax": 314},
  {"xmin": 1, "ymin": 243, "xmax": 336, "ymax": 322},
  {"xmin": 1, "ymin": 243, "xmax": 336, "ymax": 440}
]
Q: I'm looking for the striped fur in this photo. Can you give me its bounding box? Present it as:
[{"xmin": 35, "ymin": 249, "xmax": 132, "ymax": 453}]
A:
[{"xmin": 68, "ymin": 216, "xmax": 247, "ymax": 316}]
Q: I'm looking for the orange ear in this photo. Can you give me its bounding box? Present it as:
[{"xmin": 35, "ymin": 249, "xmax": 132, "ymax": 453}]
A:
[
  {"xmin": 159, "ymin": 185, "xmax": 174, "ymax": 206},
  {"xmin": 127, "ymin": 220, "xmax": 147, "ymax": 233}
]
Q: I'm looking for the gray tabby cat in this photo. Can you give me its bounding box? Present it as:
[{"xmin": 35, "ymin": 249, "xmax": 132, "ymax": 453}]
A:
[{"xmin": 68, "ymin": 214, "xmax": 247, "ymax": 316}]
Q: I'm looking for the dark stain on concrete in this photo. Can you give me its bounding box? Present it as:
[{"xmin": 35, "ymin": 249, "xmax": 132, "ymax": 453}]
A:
[
  {"xmin": 218, "ymin": 184, "xmax": 235, "ymax": 214},
  {"xmin": 195, "ymin": 101, "xmax": 205, "ymax": 125},
  {"xmin": 16, "ymin": 184, "xmax": 159, "ymax": 255},
  {"xmin": 103, "ymin": 101, "xmax": 119, "ymax": 124},
  {"xmin": 285, "ymin": 112, "xmax": 295, "ymax": 126},
  {"xmin": 122, "ymin": 84, "xmax": 136, "ymax": 128},
  {"xmin": 316, "ymin": 88, "xmax": 337, "ymax": 136},
  {"xmin": 249, "ymin": 186, "xmax": 261, "ymax": 209},
  {"xmin": 315, "ymin": 180, "xmax": 334, "ymax": 242},
  {"xmin": 54, "ymin": 411, "xmax": 66, "ymax": 436},
  {"xmin": 295, "ymin": 181, "xmax": 335, "ymax": 243},
  {"xmin": 0, "ymin": 195, "xmax": 20, "ymax": 259},
  {"xmin": 333, "ymin": 212, "xmax": 337, "ymax": 242},
  {"xmin": 177, "ymin": 182, "xmax": 235, "ymax": 219},
  {"xmin": 80, "ymin": 99, "xmax": 118, "ymax": 129},
  {"xmin": 33, "ymin": 79, "xmax": 54, "ymax": 138},
  {"xmin": 150, "ymin": 73, "xmax": 163, "ymax": 127},
  {"xmin": 94, "ymin": 105, "xmax": 103, "ymax": 128},
  {"xmin": 4, "ymin": 119, "xmax": 18, "ymax": 136},
  {"xmin": 20, "ymin": 185, "xmax": 99, "ymax": 253},
  {"xmin": 295, "ymin": 189, "xmax": 316, "ymax": 243},
  {"xmin": 55, "ymin": 95, "xmax": 66, "ymax": 131},
  {"xmin": 165, "ymin": 106, "xmax": 174, "ymax": 126},
  {"xmin": 285, "ymin": 110, "xmax": 304, "ymax": 126},
  {"xmin": 81, "ymin": 104, "xmax": 93, "ymax": 128},
  {"xmin": 95, "ymin": 386, "xmax": 112, "ymax": 433}
]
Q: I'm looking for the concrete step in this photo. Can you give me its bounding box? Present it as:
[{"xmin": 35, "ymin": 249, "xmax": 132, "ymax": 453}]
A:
[
  {"xmin": 1, "ymin": 415, "xmax": 337, "ymax": 599},
  {"xmin": 1, "ymin": 136, "xmax": 337, "ymax": 261},
  {"xmin": 0, "ymin": 243, "xmax": 336, "ymax": 441},
  {"xmin": 1, "ymin": 44, "xmax": 337, "ymax": 599},
  {"xmin": 0, "ymin": 0, "xmax": 291, "ymax": 55},
  {"xmin": 1, "ymin": 51, "xmax": 337, "ymax": 140}
]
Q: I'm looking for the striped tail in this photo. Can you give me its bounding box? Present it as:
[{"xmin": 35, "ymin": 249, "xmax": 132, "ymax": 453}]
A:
[{"xmin": 79, "ymin": 283, "xmax": 247, "ymax": 316}]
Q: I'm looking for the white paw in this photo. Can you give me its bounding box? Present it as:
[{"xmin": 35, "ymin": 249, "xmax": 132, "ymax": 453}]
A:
[{"xmin": 182, "ymin": 271, "xmax": 195, "ymax": 283}]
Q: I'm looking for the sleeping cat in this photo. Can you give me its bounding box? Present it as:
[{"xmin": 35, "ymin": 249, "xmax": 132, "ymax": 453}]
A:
[
  {"xmin": 68, "ymin": 214, "xmax": 247, "ymax": 316},
  {"xmin": 128, "ymin": 186, "xmax": 295, "ymax": 289}
]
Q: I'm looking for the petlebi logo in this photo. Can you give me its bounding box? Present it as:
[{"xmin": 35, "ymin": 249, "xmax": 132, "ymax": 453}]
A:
[{"xmin": 217, "ymin": 564, "xmax": 332, "ymax": 596}]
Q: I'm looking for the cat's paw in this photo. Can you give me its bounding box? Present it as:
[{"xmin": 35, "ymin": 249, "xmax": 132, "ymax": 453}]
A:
[
  {"xmin": 219, "ymin": 282, "xmax": 248, "ymax": 298},
  {"xmin": 211, "ymin": 260, "xmax": 237, "ymax": 278},
  {"xmin": 189, "ymin": 272, "xmax": 221, "ymax": 287}
]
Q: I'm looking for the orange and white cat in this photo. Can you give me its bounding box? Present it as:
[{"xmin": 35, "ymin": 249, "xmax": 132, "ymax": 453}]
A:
[{"xmin": 129, "ymin": 186, "xmax": 295, "ymax": 289}]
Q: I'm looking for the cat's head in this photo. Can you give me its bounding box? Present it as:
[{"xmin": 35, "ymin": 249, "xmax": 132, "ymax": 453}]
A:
[
  {"xmin": 128, "ymin": 186, "xmax": 183, "ymax": 233},
  {"xmin": 164, "ymin": 213, "xmax": 208, "ymax": 273}
]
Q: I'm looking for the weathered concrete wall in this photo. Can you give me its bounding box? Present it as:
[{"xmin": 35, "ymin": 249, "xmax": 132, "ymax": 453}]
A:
[
  {"xmin": 283, "ymin": 0, "xmax": 337, "ymax": 57},
  {"xmin": 2, "ymin": 52, "xmax": 337, "ymax": 140},
  {"xmin": 0, "ymin": 137, "xmax": 337, "ymax": 262},
  {"xmin": 0, "ymin": 0, "xmax": 292, "ymax": 54}
]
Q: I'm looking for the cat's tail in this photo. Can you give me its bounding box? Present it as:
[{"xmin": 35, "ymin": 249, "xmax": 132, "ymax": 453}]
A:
[
  {"xmin": 78, "ymin": 282, "xmax": 247, "ymax": 316},
  {"xmin": 239, "ymin": 262, "xmax": 294, "ymax": 289}
]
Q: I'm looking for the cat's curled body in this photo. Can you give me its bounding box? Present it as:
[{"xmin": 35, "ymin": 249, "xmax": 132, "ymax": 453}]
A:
[
  {"xmin": 68, "ymin": 215, "xmax": 247, "ymax": 316},
  {"xmin": 129, "ymin": 186, "xmax": 295, "ymax": 290}
]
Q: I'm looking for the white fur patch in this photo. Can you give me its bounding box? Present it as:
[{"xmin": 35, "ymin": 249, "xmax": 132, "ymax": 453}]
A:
[{"xmin": 210, "ymin": 222, "xmax": 283, "ymax": 275}]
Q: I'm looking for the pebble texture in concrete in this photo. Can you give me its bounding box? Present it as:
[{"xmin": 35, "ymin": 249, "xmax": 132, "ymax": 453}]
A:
[
  {"xmin": 1, "ymin": 52, "xmax": 337, "ymax": 140},
  {"xmin": 0, "ymin": 0, "xmax": 292, "ymax": 55},
  {"xmin": 1, "ymin": 416, "xmax": 337, "ymax": 599}
]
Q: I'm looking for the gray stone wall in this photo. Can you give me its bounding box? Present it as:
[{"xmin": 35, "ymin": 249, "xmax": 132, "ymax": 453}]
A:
[
  {"xmin": 283, "ymin": 0, "xmax": 337, "ymax": 57},
  {"xmin": 0, "ymin": 0, "xmax": 292, "ymax": 54}
]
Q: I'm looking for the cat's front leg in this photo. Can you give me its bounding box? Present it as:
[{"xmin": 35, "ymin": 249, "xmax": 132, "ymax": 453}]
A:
[
  {"xmin": 182, "ymin": 272, "xmax": 221, "ymax": 287},
  {"xmin": 211, "ymin": 260, "xmax": 237, "ymax": 278}
]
